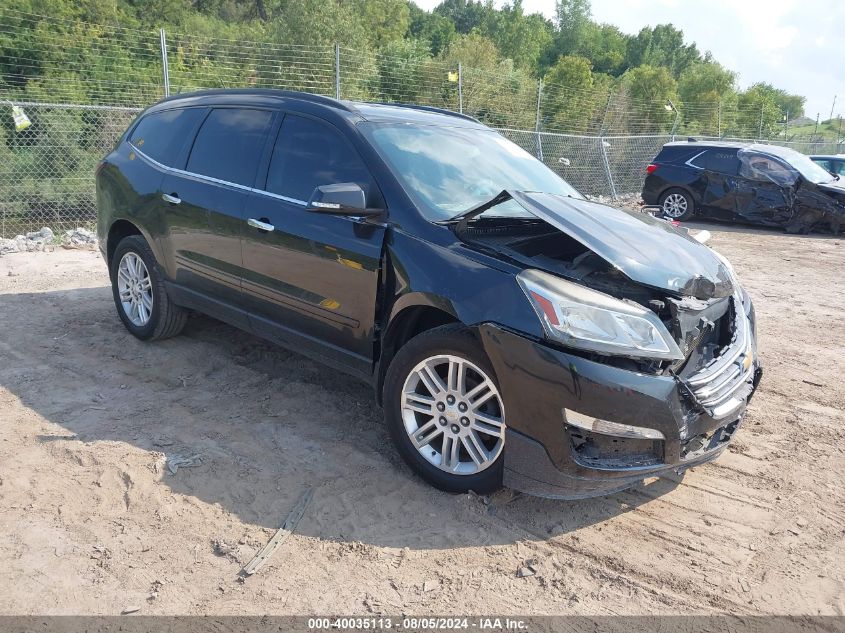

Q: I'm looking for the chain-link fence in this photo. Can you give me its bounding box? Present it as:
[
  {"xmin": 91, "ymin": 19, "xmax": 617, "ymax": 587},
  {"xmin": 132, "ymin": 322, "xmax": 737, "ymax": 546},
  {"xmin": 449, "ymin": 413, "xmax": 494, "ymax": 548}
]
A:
[{"xmin": 2, "ymin": 7, "xmax": 844, "ymax": 238}]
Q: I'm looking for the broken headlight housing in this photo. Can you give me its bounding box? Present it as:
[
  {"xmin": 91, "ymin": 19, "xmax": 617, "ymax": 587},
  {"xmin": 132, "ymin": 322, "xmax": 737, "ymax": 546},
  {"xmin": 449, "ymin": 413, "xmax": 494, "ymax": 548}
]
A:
[{"xmin": 517, "ymin": 269, "xmax": 684, "ymax": 361}]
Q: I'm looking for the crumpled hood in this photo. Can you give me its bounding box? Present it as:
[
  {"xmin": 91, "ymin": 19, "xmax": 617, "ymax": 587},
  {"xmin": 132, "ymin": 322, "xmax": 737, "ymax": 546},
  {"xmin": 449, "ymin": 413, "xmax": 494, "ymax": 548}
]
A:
[{"xmin": 509, "ymin": 191, "xmax": 735, "ymax": 299}]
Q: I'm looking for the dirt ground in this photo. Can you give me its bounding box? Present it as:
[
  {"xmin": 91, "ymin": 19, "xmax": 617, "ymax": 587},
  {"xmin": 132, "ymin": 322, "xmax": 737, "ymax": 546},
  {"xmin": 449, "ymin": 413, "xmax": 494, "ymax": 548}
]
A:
[{"xmin": 0, "ymin": 223, "xmax": 843, "ymax": 616}]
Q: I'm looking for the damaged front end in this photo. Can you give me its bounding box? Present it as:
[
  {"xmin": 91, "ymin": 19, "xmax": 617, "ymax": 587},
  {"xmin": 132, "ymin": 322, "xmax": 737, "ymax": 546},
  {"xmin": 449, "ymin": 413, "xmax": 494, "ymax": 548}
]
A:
[{"xmin": 456, "ymin": 192, "xmax": 762, "ymax": 498}]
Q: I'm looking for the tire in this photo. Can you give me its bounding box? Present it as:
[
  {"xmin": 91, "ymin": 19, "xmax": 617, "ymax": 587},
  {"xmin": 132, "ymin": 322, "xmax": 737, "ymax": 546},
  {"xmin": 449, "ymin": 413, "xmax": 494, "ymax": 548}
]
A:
[
  {"xmin": 658, "ymin": 188, "xmax": 695, "ymax": 221},
  {"xmin": 110, "ymin": 235, "xmax": 187, "ymax": 341},
  {"xmin": 383, "ymin": 324, "xmax": 505, "ymax": 494}
]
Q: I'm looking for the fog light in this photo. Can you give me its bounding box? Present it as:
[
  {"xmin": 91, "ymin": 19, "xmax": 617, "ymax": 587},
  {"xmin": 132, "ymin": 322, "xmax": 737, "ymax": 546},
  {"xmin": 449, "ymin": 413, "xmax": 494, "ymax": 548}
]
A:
[{"xmin": 564, "ymin": 409, "xmax": 664, "ymax": 440}]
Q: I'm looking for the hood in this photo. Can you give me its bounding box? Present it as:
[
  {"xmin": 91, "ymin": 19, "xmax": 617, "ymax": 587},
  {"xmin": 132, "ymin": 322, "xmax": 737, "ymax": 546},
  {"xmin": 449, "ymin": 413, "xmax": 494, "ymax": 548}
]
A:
[
  {"xmin": 508, "ymin": 191, "xmax": 735, "ymax": 300},
  {"xmin": 817, "ymin": 180, "xmax": 845, "ymax": 198}
]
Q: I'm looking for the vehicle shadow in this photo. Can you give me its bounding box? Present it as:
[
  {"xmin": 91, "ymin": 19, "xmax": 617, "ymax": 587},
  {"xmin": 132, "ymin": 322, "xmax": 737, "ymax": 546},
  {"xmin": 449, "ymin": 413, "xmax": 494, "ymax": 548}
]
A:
[
  {"xmin": 2, "ymin": 285, "xmax": 683, "ymax": 551},
  {"xmin": 681, "ymin": 218, "xmax": 843, "ymax": 239}
]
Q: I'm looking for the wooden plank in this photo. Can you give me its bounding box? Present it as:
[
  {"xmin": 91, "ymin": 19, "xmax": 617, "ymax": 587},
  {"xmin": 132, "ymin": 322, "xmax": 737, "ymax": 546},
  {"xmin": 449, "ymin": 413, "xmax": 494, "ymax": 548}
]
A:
[{"xmin": 241, "ymin": 487, "xmax": 313, "ymax": 577}]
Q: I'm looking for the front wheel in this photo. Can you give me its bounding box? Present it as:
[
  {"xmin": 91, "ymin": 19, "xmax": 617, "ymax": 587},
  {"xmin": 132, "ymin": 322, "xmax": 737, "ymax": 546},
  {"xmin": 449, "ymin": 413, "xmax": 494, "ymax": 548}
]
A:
[
  {"xmin": 110, "ymin": 235, "xmax": 187, "ymax": 341},
  {"xmin": 383, "ymin": 324, "xmax": 506, "ymax": 494},
  {"xmin": 659, "ymin": 188, "xmax": 695, "ymax": 221}
]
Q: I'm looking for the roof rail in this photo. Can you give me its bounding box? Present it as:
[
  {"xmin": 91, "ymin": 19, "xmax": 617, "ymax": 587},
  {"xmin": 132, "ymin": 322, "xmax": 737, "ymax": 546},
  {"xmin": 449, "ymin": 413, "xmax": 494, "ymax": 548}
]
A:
[
  {"xmin": 160, "ymin": 88, "xmax": 357, "ymax": 113},
  {"xmin": 370, "ymin": 102, "xmax": 481, "ymax": 123}
]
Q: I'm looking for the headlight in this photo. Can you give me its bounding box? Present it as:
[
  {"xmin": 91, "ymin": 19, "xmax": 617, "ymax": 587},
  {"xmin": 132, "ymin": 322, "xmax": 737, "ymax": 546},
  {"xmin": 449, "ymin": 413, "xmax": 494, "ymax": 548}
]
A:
[{"xmin": 517, "ymin": 269, "xmax": 684, "ymax": 361}]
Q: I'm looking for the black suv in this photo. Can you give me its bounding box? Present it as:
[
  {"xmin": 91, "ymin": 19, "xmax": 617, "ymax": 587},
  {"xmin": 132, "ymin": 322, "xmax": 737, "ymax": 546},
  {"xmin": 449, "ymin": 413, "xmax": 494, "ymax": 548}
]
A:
[
  {"xmin": 97, "ymin": 89, "xmax": 761, "ymax": 499},
  {"xmin": 643, "ymin": 140, "xmax": 845, "ymax": 233}
]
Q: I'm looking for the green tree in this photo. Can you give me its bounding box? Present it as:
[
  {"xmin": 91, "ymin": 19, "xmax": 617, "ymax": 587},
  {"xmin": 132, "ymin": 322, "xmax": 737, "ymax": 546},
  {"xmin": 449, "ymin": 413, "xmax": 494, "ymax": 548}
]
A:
[
  {"xmin": 542, "ymin": 55, "xmax": 607, "ymax": 133},
  {"xmin": 483, "ymin": 1, "xmax": 552, "ymax": 70},
  {"xmin": 626, "ymin": 24, "xmax": 700, "ymax": 79},
  {"xmin": 408, "ymin": 3, "xmax": 456, "ymax": 55},
  {"xmin": 678, "ymin": 61, "xmax": 736, "ymax": 135},
  {"xmin": 620, "ymin": 64, "xmax": 678, "ymax": 132}
]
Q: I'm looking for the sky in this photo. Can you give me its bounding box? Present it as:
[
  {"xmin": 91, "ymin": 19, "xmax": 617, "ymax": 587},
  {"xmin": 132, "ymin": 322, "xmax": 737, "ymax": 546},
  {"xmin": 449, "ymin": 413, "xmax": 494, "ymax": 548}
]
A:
[{"xmin": 413, "ymin": 0, "xmax": 845, "ymax": 121}]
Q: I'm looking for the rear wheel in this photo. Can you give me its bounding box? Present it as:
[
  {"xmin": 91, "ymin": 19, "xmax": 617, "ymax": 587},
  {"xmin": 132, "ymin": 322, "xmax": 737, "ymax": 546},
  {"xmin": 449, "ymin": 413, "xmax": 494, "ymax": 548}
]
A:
[
  {"xmin": 110, "ymin": 235, "xmax": 187, "ymax": 341},
  {"xmin": 384, "ymin": 324, "xmax": 505, "ymax": 494},
  {"xmin": 659, "ymin": 188, "xmax": 695, "ymax": 221}
]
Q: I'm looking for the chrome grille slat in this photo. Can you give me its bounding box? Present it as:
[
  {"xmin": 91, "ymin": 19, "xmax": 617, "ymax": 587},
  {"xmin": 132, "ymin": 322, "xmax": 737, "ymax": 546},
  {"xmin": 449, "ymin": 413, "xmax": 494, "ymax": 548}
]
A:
[{"xmin": 685, "ymin": 298, "xmax": 754, "ymax": 415}]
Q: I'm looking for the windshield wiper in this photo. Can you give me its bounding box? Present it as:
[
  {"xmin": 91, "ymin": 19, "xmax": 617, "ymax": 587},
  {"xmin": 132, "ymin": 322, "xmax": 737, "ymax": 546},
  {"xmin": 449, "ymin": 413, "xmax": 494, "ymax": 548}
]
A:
[{"xmin": 437, "ymin": 190, "xmax": 514, "ymax": 233}]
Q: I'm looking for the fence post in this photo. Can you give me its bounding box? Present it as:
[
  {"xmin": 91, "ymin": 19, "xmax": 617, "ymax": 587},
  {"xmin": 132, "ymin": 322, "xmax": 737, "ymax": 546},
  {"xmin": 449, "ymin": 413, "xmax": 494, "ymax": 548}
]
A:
[
  {"xmin": 159, "ymin": 28, "xmax": 170, "ymax": 98},
  {"xmin": 334, "ymin": 44, "xmax": 341, "ymax": 100},
  {"xmin": 599, "ymin": 90, "xmax": 613, "ymax": 136},
  {"xmin": 758, "ymin": 103, "xmax": 764, "ymax": 140},
  {"xmin": 457, "ymin": 62, "xmax": 463, "ymax": 114},
  {"xmin": 599, "ymin": 138, "xmax": 618, "ymax": 200},
  {"xmin": 717, "ymin": 99, "xmax": 722, "ymax": 137},
  {"xmin": 534, "ymin": 79, "xmax": 543, "ymax": 161}
]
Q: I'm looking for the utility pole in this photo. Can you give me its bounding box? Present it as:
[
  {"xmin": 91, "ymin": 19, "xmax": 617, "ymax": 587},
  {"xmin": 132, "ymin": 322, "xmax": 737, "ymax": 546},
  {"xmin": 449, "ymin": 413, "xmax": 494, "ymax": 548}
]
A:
[
  {"xmin": 830, "ymin": 95, "xmax": 837, "ymax": 122},
  {"xmin": 814, "ymin": 112, "xmax": 820, "ymax": 137},
  {"xmin": 783, "ymin": 110, "xmax": 789, "ymax": 138}
]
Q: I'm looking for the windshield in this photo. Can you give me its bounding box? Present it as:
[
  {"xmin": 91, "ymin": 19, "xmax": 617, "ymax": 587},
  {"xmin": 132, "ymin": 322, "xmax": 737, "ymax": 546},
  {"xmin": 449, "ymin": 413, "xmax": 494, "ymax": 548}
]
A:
[
  {"xmin": 361, "ymin": 123, "xmax": 582, "ymax": 221},
  {"xmin": 743, "ymin": 145, "xmax": 836, "ymax": 184}
]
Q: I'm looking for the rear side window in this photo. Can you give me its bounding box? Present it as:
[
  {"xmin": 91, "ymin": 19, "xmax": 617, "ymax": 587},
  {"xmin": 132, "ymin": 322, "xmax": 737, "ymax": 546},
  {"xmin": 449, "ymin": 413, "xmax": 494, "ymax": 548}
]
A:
[
  {"xmin": 130, "ymin": 108, "xmax": 204, "ymax": 167},
  {"xmin": 704, "ymin": 150, "xmax": 740, "ymax": 176},
  {"xmin": 186, "ymin": 108, "xmax": 274, "ymax": 187},
  {"xmin": 266, "ymin": 114, "xmax": 373, "ymax": 203}
]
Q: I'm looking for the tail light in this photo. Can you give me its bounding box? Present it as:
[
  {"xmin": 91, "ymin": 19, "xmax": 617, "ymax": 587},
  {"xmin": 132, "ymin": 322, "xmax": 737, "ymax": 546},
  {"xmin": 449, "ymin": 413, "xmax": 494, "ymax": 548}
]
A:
[{"xmin": 646, "ymin": 164, "xmax": 658, "ymax": 174}]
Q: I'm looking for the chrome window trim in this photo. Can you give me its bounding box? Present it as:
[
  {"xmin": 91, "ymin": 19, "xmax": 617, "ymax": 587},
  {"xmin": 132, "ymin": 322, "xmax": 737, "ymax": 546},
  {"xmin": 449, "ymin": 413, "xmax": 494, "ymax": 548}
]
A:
[
  {"xmin": 129, "ymin": 142, "xmax": 308, "ymax": 206},
  {"xmin": 685, "ymin": 150, "xmax": 707, "ymax": 170}
]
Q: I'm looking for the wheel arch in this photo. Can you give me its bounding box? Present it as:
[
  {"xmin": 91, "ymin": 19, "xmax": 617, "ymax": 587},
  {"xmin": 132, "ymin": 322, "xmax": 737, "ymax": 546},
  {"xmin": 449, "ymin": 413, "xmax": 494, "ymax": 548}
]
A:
[
  {"xmin": 659, "ymin": 184, "xmax": 699, "ymax": 209},
  {"xmin": 106, "ymin": 219, "xmax": 160, "ymax": 270},
  {"xmin": 375, "ymin": 297, "xmax": 462, "ymax": 405}
]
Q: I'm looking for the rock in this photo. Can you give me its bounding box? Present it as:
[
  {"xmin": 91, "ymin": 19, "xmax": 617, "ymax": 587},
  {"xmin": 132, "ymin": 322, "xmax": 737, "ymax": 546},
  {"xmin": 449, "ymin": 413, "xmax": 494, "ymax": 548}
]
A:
[
  {"xmin": 61, "ymin": 227, "xmax": 98, "ymax": 249},
  {"xmin": 121, "ymin": 606, "xmax": 141, "ymax": 615},
  {"xmin": 422, "ymin": 580, "xmax": 437, "ymax": 592},
  {"xmin": 796, "ymin": 517, "xmax": 809, "ymax": 528},
  {"xmin": 517, "ymin": 566, "xmax": 535, "ymax": 578},
  {"xmin": 0, "ymin": 238, "xmax": 18, "ymax": 255},
  {"xmin": 739, "ymin": 579, "xmax": 751, "ymax": 593}
]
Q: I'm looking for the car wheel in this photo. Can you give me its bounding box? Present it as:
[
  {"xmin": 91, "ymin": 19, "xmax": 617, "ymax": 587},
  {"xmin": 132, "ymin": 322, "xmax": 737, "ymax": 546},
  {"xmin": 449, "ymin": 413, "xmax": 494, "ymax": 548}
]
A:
[
  {"xmin": 659, "ymin": 188, "xmax": 695, "ymax": 221},
  {"xmin": 110, "ymin": 235, "xmax": 187, "ymax": 341},
  {"xmin": 384, "ymin": 324, "xmax": 505, "ymax": 494}
]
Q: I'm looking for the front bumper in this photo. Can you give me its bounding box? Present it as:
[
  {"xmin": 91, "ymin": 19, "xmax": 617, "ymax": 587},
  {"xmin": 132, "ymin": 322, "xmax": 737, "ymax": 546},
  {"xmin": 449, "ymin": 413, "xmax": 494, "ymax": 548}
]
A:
[{"xmin": 478, "ymin": 319, "xmax": 761, "ymax": 500}]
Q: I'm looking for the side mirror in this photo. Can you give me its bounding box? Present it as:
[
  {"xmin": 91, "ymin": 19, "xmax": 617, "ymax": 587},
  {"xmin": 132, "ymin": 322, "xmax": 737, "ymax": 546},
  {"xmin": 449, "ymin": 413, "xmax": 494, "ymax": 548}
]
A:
[{"xmin": 306, "ymin": 183, "xmax": 381, "ymax": 217}]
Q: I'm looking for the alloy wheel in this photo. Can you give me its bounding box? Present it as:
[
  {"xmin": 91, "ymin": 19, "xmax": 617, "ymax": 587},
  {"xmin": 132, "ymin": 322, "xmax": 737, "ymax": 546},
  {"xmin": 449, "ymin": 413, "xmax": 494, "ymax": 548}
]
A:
[
  {"xmin": 117, "ymin": 252, "xmax": 153, "ymax": 327},
  {"xmin": 401, "ymin": 354, "xmax": 505, "ymax": 475},
  {"xmin": 662, "ymin": 192, "xmax": 688, "ymax": 218}
]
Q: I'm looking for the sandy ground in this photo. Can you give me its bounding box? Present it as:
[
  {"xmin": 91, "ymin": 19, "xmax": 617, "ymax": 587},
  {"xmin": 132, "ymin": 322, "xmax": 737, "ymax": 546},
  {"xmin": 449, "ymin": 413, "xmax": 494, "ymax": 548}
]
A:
[{"xmin": 0, "ymin": 223, "xmax": 843, "ymax": 616}]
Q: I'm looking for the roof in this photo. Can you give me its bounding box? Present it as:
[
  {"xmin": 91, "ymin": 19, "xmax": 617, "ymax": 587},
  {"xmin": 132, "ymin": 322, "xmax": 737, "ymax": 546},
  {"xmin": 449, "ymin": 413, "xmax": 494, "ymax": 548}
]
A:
[
  {"xmin": 809, "ymin": 154, "xmax": 845, "ymax": 159},
  {"xmin": 154, "ymin": 88, "xmax": 485, "ymax": 128},
  {"xmin": 663, "ymin": 140, "xmax": 750, "ymax": 150}
]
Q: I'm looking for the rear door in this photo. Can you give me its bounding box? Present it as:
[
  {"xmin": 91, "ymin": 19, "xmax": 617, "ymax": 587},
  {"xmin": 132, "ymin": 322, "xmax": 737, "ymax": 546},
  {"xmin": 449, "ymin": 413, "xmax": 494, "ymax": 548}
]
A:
[
  {"xmin": 700, "ymin": 149, "xmax": 742, "ymax": 219},
  {"xmin": 158, "ymin": 107, "xmax": 275, "ymax": 311},
  {"xmin": 734, "ymin": 152, "xmax": 796, "ymax": 225},
  {"xmin": 241, "ymin": 113, "xmax": 387, "ymax": 377}
]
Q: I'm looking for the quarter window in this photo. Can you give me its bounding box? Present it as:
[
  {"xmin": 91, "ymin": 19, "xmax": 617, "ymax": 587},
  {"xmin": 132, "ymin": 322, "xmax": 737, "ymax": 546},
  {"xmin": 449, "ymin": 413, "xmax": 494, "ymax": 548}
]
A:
[
  {"xmin": 130, "ymin": 108, "xmax": 204, "ymax": 167},
  {"xmin": 186, "ymin": 108, "xmax": 274, "ymax": 187},
  {"xmin": 704, "ymin": 151, "xmax": 741, "ymax": 176},
  {"xmin": 266, "ymin": 114, "xmax": 373, "ymax": 203}
]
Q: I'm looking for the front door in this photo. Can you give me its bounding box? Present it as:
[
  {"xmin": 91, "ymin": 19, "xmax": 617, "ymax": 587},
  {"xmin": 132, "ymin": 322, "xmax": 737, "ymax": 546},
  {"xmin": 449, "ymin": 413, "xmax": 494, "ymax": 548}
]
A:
[
  {"xmin": 241, "ymin": 113, "xmax": 387, "ymax": 377},
  {"xmin": 159, "ymin": 107, "xmax": 276, "ymax": 312}
]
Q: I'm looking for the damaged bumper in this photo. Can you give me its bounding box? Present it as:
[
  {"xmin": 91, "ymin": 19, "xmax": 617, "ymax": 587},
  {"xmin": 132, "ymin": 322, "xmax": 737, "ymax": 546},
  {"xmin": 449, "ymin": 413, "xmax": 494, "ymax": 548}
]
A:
[{"xmin": 477, "ymin": 304, "xmax": 761, "ymax": 499}]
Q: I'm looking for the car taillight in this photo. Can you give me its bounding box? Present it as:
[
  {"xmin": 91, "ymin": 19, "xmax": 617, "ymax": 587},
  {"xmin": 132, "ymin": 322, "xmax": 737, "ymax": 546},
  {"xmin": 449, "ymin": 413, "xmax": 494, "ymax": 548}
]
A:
[{"xmin": 646, "ymin": 164, "xmax": 658, "ymax": 174}]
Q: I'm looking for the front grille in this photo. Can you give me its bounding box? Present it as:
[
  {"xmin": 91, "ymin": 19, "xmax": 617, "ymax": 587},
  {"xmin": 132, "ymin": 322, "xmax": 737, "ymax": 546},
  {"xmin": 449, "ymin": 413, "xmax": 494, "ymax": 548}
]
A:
[{"xmin": 686, "ymin": 299, "xmax": 755, "ymax": 418}]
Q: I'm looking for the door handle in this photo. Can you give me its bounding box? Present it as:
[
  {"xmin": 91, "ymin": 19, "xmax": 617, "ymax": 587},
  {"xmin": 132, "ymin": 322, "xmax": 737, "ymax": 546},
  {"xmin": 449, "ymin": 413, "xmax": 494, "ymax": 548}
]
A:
[
  {"xmin": 247, "ymin": 218, "xmax": 275, "ymax": 232},
  {"xmin": 162, "ymin": 193, "xmax": 181, "ymax": 205}
]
